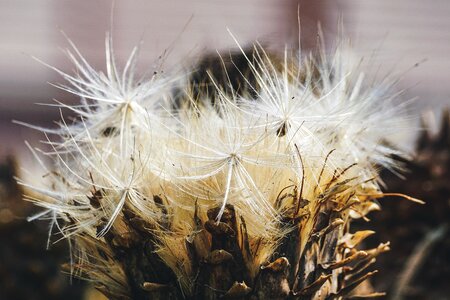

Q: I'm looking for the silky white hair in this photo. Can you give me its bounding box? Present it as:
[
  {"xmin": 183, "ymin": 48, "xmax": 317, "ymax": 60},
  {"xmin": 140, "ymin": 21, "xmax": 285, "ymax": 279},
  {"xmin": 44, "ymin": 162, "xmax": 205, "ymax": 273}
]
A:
[{"xmin": 17, "ymin": 31, "xmax": 415, "ymax": 293}]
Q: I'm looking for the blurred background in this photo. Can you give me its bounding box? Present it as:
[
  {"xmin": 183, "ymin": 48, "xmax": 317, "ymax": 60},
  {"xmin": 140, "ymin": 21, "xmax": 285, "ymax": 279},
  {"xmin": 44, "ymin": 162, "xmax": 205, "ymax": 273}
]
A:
[
  {"xmin": 0, "ymin": 1, "xmax": 449, "ymax": 299},
  {"xmin": 1, "ymin": 0, "xmax": 450, "ymax": 159}
]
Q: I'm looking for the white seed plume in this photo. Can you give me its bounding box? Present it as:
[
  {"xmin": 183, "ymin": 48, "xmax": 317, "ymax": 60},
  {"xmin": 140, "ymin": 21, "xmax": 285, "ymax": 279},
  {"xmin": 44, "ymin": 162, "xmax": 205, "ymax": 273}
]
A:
[{"xmin": 18, "ymin": 33, "xmax": 412, "ymax": 295}]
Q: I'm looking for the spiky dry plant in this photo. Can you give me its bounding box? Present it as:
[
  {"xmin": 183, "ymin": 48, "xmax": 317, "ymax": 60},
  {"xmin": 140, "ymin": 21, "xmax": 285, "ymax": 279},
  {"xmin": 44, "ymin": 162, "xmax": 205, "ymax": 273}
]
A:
[{"xmin": 18, "ymin": 33, "xmax": 422, "ymax": 299}]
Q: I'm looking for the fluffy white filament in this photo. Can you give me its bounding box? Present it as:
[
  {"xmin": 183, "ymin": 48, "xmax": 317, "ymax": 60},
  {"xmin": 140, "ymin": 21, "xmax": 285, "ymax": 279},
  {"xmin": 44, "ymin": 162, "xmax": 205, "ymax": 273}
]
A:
[{"xmin": 18, "ymin": 33, "xmax": 412, "ymax": 289}]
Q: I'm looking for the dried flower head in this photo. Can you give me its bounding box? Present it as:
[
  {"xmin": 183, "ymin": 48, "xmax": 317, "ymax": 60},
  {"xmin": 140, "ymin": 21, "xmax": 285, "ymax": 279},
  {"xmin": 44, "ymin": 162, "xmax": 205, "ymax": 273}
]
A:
[{"xmin": 18, "ymin": 32, "xmax": 421, "ymax": 299}]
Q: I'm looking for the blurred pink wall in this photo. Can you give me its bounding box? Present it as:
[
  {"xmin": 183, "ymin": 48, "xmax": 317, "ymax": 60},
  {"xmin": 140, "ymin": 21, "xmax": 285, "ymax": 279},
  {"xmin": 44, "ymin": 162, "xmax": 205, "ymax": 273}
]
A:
[
  {"xmin": 0, "ymin": 0, "xmax": 301, "ymax": 158},
  {"xmin": 1, "ymin": 0, "xmax": 450, "ymax": 158}
]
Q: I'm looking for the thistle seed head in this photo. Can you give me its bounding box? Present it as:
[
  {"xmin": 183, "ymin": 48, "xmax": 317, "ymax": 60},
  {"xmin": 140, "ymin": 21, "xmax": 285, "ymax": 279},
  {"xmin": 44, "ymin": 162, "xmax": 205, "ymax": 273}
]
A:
[{"xmin": 18, "ymin": 32, "xmax": 415, "ymax": 299}]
